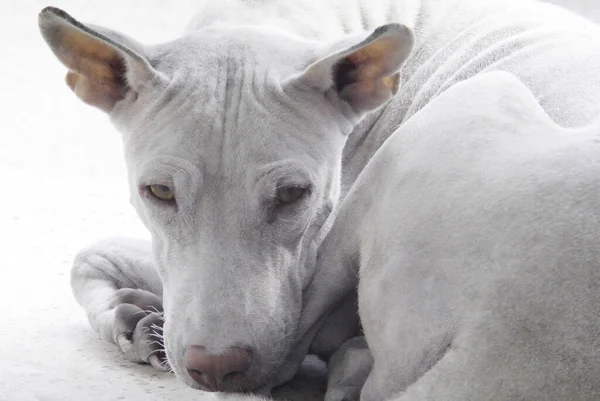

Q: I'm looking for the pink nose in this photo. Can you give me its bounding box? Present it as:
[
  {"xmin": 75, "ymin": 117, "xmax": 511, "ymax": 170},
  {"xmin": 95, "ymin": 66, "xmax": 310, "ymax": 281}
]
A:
[{"xmin": 184, "ymin": 345, "xmax": 252, "ymax": 391}]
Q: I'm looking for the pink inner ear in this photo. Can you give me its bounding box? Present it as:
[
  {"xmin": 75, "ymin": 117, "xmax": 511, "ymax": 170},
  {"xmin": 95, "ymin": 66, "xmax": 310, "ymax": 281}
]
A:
[
  {"xmin": 333, "ymin": 58, "xmax": 359, "ymax": 92},
  {"xmin": 329, "ymin": 26, "xmax": 412, "ymax": 113},
  {"xmin": 338, "ymin": 71, "xmax": 400, "ymax": 114},
  {"xmin": 332, "ymin": 44, "xmax": 402, "ymax": 113},
  {"xmin": 381, "ymin": 75, "xmax": 400, "ymax": 93},
  {"xmin": 41, "ymin": 11, "xmax": 131, "ymax": 112},
  {"xmin": 66, "ymin": 70, "xmax": 126, "ymax": 112},
  {"xmin": 346, "ymin": 38, "xmax": 400, "ymax": 82}
]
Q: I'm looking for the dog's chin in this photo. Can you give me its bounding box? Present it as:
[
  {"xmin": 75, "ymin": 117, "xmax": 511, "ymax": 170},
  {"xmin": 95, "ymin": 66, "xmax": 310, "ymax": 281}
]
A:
[
  {"xmin": 209, "ymin": 384, "xmax": 274, "ymax": 400},
  {"xmin": 175, "ymin": 375, "xmax": 265, "ymax": 395},
  {"xmin": 172, "ymin": 368, "xmax": 264, "ymax": 392},
  {"xmin": 164, "ymin": 335, "xmax": 294, "ymax": 394},
  {"xmin": 210, "ymin": 389, "xmax": 273, "ymax": 401},
  {"xmin": 170, "ymin": 356, "xmax": 280, "ymax": 394}
]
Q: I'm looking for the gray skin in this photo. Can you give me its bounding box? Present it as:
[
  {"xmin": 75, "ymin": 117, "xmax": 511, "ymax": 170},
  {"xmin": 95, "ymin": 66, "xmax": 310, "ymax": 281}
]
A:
[
  {"xmin": 38, "ymin": 0, "xmax": 600, "ymax": 399},
  {"xmin": 298, "ymin": 71, "xmax": 600, "ymax": 400}
]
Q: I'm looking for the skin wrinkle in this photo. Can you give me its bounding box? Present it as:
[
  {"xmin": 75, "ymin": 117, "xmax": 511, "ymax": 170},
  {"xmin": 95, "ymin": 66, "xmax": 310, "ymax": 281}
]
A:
[
  {"xmin": 218, "ymin": 55, "xmax": 231, "ymax": 179},
  {"xmin": 250, "ymin": 68, "xmax": 272, "ymax": 119},
  {"xmin": 215, "ymin": 47, "xmax": 277, "ymax": 182},
  {"xmin": 235, "ymin": 53, "xmax": 251, "ymax": 130}
]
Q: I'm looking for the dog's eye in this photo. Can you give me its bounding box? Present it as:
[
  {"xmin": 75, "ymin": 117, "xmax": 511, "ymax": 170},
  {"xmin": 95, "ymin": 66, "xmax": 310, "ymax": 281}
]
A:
[
  {"xmin": 148, "ymin": 184, "xmax": 175, "ymax": 201},
  {"xmin": 276, "ymin": 185, "xmax": 308, "ymax": 205}
]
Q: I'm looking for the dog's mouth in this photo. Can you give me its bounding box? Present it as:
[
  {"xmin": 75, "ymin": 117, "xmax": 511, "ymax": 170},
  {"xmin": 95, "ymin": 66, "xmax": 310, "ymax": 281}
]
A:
[
  {"xmin": 183, "ymin": 365, "xmax": 274, "ymax": 394},
  {"xmin": 165, "ymin": 341, "xmax": 289, "ymax": 394},
  {"xmin": 188, "ymin": 359, "xmax": 268, "ymax": 393}
]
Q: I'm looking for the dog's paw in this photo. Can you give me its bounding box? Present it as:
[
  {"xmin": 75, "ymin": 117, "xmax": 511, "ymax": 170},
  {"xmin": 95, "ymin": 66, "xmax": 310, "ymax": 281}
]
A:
[
  {"xmin": 110, "ymin": 289, "xmax": 170, "ymax": 371},
  {"xmin": 324, "ymin": 337, "xmax": 372, "ymax": 401}
]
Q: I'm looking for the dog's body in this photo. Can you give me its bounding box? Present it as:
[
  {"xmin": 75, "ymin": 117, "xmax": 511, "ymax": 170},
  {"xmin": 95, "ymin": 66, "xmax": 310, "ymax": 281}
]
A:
[
  {"xmin": 302, "ymin": 71, "xmax": 600, "ymax": 400},
  {"xmin": 38, "ymin": 0, "xmax": 600, "ymax": 400}
]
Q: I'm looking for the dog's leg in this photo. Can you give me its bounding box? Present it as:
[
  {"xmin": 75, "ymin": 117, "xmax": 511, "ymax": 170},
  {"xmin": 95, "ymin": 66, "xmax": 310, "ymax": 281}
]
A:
[
  {"xmin": 324, "ymin": 336, "xmax": 373, "ymax": 401},
  {"xmin": 71, "ymin": 237, "xmax": 168, "ymax": 370},
  {"xmin": 310, "ymin": 290, "xmax": 361, "ymax": 360},
  {"xmin": 272, "ymin": 201, "xmax": 364, "ymax": 388}
]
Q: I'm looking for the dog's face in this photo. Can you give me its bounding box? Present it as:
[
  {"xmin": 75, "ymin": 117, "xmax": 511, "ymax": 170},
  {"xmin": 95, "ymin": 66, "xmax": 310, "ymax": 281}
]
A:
[{"xmin": 39, "ymin": 7, "xmax": 413, "ymax": 393}]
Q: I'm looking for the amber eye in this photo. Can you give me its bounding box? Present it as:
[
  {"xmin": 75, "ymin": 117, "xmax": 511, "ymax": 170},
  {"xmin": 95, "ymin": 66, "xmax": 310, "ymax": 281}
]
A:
[
  {"xmin": 275, "ymin": 185, "xmax": 308, "ymax": 205},
  {"xmin": 148, "ymin": 184, "xmax": 175, "ymax": 201}
]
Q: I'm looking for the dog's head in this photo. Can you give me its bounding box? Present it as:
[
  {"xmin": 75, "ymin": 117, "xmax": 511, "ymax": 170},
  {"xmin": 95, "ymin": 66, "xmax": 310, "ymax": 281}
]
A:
[{"xmin": 39, "ymin": 7, "xmax": 413, "ymax": 393}]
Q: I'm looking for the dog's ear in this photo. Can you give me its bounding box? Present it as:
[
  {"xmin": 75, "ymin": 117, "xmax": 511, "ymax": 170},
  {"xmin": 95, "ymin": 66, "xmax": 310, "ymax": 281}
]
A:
[
  {"xmin": 296, "ymin": 24, "xmax": 414, "ymax": 115},
  {"xmin": 38, "ymin": 7, "xmax": 165, "ymax": 112}
]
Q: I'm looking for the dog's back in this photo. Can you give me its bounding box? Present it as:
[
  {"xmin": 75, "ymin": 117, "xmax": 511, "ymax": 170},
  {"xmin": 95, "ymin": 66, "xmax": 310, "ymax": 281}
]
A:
[{"xmin": 332, "ymin": 71, "xmax": 600, "ymax": 400}]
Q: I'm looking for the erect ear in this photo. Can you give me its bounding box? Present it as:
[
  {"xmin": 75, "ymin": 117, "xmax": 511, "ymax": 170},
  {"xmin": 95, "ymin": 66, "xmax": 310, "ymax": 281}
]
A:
[
  {"xmin": 298, "ymin": 24, "xmax": 414, "ymax": 115},
  {"xmin": 38, "ymin": 7, "xmax": 164, "ymax": 112}
]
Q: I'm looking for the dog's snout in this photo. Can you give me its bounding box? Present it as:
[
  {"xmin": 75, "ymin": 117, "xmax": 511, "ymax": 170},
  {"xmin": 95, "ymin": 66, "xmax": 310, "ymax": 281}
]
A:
[{"xmin": 185, "ymin": 345, "xmax": 252, "ymax": 391}]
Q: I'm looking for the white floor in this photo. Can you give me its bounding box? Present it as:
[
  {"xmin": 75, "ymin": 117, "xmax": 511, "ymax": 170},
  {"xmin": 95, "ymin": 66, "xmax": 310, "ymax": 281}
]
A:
[{"xmin": 1, "ymin": 0, "xmax": 598, "ymax": 400}]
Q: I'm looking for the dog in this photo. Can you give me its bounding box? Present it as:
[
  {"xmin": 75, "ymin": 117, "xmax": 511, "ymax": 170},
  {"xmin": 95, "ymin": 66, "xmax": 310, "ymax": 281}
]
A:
[{"xmin": 38, "ymin": 0, "xmax": 600, "ymax": 399}]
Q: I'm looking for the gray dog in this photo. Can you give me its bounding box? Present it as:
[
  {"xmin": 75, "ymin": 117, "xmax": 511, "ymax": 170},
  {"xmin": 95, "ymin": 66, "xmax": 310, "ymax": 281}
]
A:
[
  {"xmin": 38, "ymin": 0, "xmax": 600, "ymax": 399},
  {"xmin": 297, "ymin": 71, "xmax": 600, "ymax": 400}
]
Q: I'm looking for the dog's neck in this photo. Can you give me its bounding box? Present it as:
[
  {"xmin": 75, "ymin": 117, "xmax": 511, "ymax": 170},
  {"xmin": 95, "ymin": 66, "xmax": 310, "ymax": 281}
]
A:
[{"xmin": 186, "ymin": 0, "xmax": 425, "ymax": 41}]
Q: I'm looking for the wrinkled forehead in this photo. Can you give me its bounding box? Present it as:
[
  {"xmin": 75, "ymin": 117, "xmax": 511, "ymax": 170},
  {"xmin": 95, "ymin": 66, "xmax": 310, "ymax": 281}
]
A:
[
  {"xmin": 119, "ymin": 26, "xmax": 342, "ymax": 177},
  {"xmin": 157, "ymin": 24, "xmax": 315, "ymax": 74}
]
